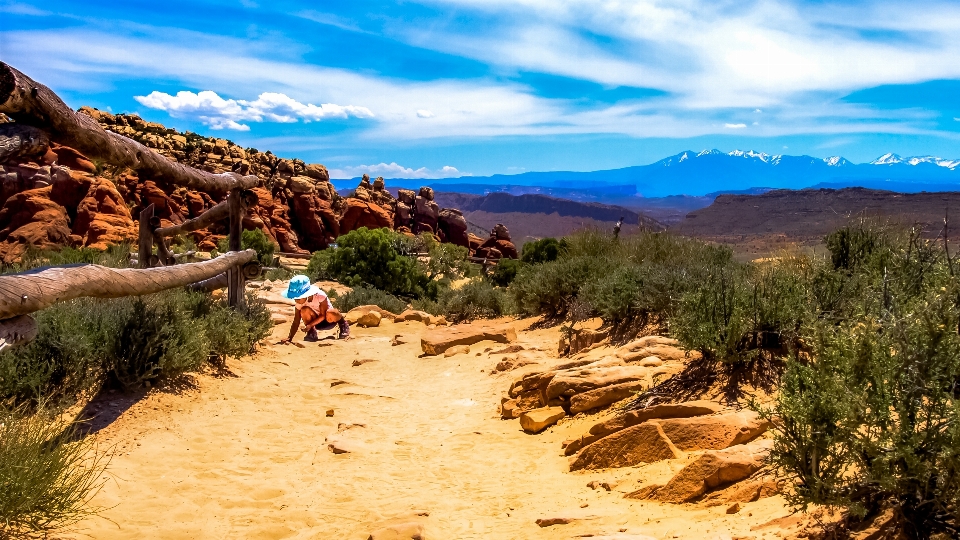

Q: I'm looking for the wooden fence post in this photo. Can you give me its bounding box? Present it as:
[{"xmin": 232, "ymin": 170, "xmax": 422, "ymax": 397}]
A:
[
  {"xmin": 227, "ymin": 189, "xmax": 244, "ymax": 307},
  {"xmin": 138, "ymin": 203, "xmax": 155, "ymax": 269}
]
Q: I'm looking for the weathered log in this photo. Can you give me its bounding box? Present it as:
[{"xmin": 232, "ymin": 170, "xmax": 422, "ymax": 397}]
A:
[
  {"xmin": 189, "ymin": 272, "xmax": 228, "ymax": 293},
  {"xmin": 0, "ymin": 62, "xmax": 258, "ymax": 193},
  {"xmin": 0, "ymin": 314, "xmax": 38, "ymax": 347},
  {"xmin": 138, "ymin": 204, "xmax": 155, "ymax": 269},
  {"xmin": 153, "ymin": 190, "xmax": 257, "ymax": 238},
  {"xmin": 0, "ymin": 250, "xmax": 256, "ymax": 319},
  {"xmin": 0, "ymin": 123, "xmax": 49, "ymax": 162},
  {"xmin": 188, "ymin": 261, "xmax": 260, "ymax": 293},
  {"xmin": 227, "ymin": 189, "xmax": 244, "ymax": 307}
]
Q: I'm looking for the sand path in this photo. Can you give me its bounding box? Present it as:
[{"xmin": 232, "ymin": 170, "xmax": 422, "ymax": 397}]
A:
[{"xmin": 73, "ymin": 319, "xmax": 795, "ymax": 539}]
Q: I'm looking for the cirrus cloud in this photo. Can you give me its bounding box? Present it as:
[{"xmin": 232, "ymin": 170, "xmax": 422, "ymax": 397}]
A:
[{"xmin": 134, "ymin": 90, "xmax": 374, "ymax": 130}]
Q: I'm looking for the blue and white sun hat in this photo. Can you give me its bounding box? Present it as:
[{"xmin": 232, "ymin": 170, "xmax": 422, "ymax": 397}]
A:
[{"xmin": 283, "ymin": 274, "xmax": 321, "ymax": 300}]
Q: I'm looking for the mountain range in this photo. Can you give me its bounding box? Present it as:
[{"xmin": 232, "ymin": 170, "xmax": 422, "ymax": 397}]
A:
[{"xmin": 333, "ymin": 149, "xmax": 960, "ymax": 201}]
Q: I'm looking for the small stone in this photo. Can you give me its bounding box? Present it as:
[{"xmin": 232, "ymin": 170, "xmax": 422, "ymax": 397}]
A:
[
  {"xmin": 519, "ymin": 406, "xmax": 565, "ymax": 434},
  {"xmin": 726, "ymin": 502, "xmax": 741, "ymax": 514},
  {"xmin": 391, "ymin": 335, "xmax": 407, "ymax": 346},
  {"xmin": 331, "ymin": 380, "xmax": 348, "ymax": 387},
  {"xmin": 352, "ymin": 358, "xmax": 378, "ymax": 367},
  {"xmin": 535, "ymin": 517, "xmax": 572, "ymax": 527},
  {"xmin": 443, "ymin": 345, "xmax": 471, "ymax": 357},
  {"xmin": 326, "ymin": 409, "xmax": 335, "ymax": 417}
]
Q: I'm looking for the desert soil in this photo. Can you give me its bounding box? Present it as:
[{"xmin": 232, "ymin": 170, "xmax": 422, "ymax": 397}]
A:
[{"xmin": 68, "ymin": 316, "xmax": 803, "ymax": 540}]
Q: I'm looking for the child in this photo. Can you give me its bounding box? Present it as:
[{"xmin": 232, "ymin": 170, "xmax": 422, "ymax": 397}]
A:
[{"xmin": 281, "ymin": 275, "xmax": 350, "ymax": 342}]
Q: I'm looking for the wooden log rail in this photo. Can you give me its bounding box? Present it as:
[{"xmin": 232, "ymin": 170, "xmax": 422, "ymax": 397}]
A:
[
  {"xmin": 0, "ymin": 62, "xmax": 258, "ymax": 193},
  {"xmin": 0, "ymin": 250, "xmax": 255, "ymax": 320}
]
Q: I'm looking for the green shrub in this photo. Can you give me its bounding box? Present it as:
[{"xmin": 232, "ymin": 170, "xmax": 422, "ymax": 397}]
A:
[
  {"xmin": 264, "ymin": 266, "xmax": 295, "ymax": 281},
  {"xmin": 490, "ymin": 258, "xmax": 523, "ymax": 287},
  {"xmin": 333, "ymin": 286, "xmax": 407, "ymax": 315},
  {"xmin": 306, "ymin": 249, "xmax": 334, "ymax": 281},
  {"xmin": 423, "ymin": 235, "xmax": 478, "ymax": 280},
  {"xmin": 324, "ymin": 227, "xmax": 432, "ymax": 299},
  {"xmin": 217, "ymin": 228, "xmax": 276, "ymax": 266},
  {"xmin": 510, "ymin": 255, "xmax": 607, "ymax": 317},
  {"xmin": 521, "ymin": 237, "xmax": 567, "ymax": 264},
  {"xmin": 432, "ymin": 279, "xmax": 516, "ymax": 323},
  {"xmin": 4, "ymin": 244, "xmax": 131, "ymax": 274},
  {"xmin": 0, "ymin": 289, "xmax": 273, "ymax": 403},
  {"xmin": 0, "ymin": 406, "xmax": 109, "ymax": 538}
]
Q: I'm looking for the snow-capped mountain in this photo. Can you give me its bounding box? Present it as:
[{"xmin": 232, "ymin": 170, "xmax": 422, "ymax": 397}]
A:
[{"xmin": 395, "ymin": 149, "xmax": 960, "ymax": 199}]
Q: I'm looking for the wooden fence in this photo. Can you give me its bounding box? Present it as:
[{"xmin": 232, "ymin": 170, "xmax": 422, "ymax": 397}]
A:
[{"xmin": 0, "ymin": 61, "xmax": 265, "ymax": 349}]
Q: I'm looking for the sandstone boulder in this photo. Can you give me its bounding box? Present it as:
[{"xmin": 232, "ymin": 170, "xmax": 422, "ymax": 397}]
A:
[
  {"xmin": 304, "ymin": 164, "xmax": 329, "ymax": 182},
  {"xmin": 396, "ymin": 309, "xmax": 432, "ymax": 323},
  {"xmin": 564, "ymin": 400, "xmax": 724, "ymax": 456},
  {"xmin": 437, "ymin": 208, "xmax": 469, "ymax": 248},
  {"xmin": 519, "ymin": 406, "xmax": 565, "ymax": 433},
  {"xmin": 568, "ymin": 380, "xmax": 648, "ymax": 414},
  {"xmin": 421, "ymin": 324, "xmax": 517, "ymax": 356},
  {"xmin": 654, "ymin": 410, "xmax": 770, "ymax": 451},
  {"xmin": 355, "ymin": 311, "xmax": 382, "ymax": 328},
  {"xmin": 569, "ymin": 422, "xmax": 682, "ymax": 471},
  {"xmin": 290, "ymin": 192, "xmax": 338, "ymax": 251},
  {"xmin": 545, "ymin": 365, "xmax": 649, "ymax": 401},
  {"xmin": 500, "ymin": 398, "xmax": 522, "ymax": 419},
  {"xmin": 72, "ymin": 179, "xmax": 137, "ymax": 249},
  {"xmin": 560, "ymin": 328, "xmax": 609, "ymax": 356},
  {"xmin": 347, "ymin": 305, "xmax": 400, "ymax": 323},
  {"xmin": 641, "ymin": 440, "xmax": 772, "ymax": 503}
]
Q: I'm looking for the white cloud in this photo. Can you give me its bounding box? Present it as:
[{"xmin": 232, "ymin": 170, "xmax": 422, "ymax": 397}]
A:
[
  {"xmin": 134, "ymin": 90, "xmax": 374, "ymax": 130},
  {"xmin": 417, "ymin": 109, "xmax": 435, "ymax": 118},
  {"xmin": 725, "ymin": 123, "xmax": 747, "ymax": 129},
  {"xmin": 329, "ymin": 163, "xmax": 463, "ymax": 179}
]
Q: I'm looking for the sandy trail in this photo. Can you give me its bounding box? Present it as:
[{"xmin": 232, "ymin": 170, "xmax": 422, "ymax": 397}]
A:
[{"xmin": 72, "ymin": 318, "xmax": 797, "ymax": 539}]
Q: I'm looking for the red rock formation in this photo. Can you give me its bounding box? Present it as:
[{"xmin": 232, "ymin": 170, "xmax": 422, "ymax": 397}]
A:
[
  {"xmin": 339, "ymin": 199, "xmax": 393, "ymax": 235},
  {"xmin": 437, "ymin": 208, "xmax": 469, "ymax": 248},
  {"xmin": 476, "ymin": 223, "xmax": 518, "ymax": 259},
  {"xmin": 0, "ymin": 186, "xmax": 73, "ymax": 262}
]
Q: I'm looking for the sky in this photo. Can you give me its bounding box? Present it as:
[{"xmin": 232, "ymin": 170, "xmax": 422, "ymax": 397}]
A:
[{"xmin": 1, "ymin": 0, "xmax": 960, "ymax": 179}]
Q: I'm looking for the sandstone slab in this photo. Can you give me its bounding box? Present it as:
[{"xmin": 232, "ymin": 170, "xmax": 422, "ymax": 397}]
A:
[
  {"xmin": 421, "ymin": 324, "xmax": 516, "ymax": 356},
  {"xmin": 648, "ymin": 439, "xmax": 772, "ymax": 503},
  {"xmin": 569, "ymin": 422, "xmax": 682, "ymax": 471},
  {"xmin": 564, "ymin": 400, "xmax": 724, "ymax": 456},
  {"xmin": 545, "ymin": 365, "xmax": 649, "ymax": 401},
  {"xmin": 569, "ymin": 380, "xmax": 648, "ymax": 414},
  {"xmin": 519, "ymin": 406, "xmax": 565, "ymax": 434},
  {"xmin": 654, "ymin": 410, "xmax": 770, "ymax": 451}
]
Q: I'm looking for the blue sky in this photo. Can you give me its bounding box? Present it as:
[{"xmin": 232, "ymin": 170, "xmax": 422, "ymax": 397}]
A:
[{"xmin": 2, "ymin": 0, "xmax": 959, "ymax": 178}]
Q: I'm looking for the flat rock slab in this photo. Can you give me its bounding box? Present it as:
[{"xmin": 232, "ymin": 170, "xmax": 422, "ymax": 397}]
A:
[
  {"xmin": 519, "ymin": 406, "xmax": 566, "ymax": 433},
  {"xmin": 569, "ymin": 380, "xmax": 648, "ymax": 414},
  {"xmin": 654, "ymin": 410, "xmax": 770, "ymax": 451},
  {"xmin": 545, "ymin": 365, "xmax": 649, "ymax": 401},
  {"xmin": 421, "ymin": 324, "xmax": 517, "ymax": 356},
  {"xmin": 569, "ymin": 422, "xmax": 682, "ymax": 471},
  {"xmin": 565, "ymin": 400, "xmax": 724, "ymax": 456},
  {"xmin": 645, "ymin": 439, "xmax": 773, "ymax": 503}
]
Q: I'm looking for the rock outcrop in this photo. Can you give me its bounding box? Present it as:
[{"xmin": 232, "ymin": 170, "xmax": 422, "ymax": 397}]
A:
[
  {"xmin": 0, "ymin": 111, "xmax": 516, "ymax": 261},
  {"xmin": 421, "ymin": 324, "xmax": 517, "ymax": 356}
]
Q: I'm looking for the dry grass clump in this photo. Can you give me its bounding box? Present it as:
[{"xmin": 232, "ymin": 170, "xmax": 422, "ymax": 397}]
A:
[{"xmin": 0, "ymin": 406, "xmax": 109, "ymax": 538}]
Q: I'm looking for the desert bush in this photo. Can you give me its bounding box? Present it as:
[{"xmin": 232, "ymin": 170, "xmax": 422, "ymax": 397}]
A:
[
  {"xmin": 323, "ymin": 227, "xmax": 432, "ymax": 299},
  {"xmin": 264, "ymin": 266, "xmax": 295, "ymax": 281},
  {"xmin": 4, "ymin": 244, "xmax": 131, "ymax": 274},
  {"xmin": 305, "ymin": 249, "xmax": 335, "ymax": 281},
  {"xmin": 198, "ymin": 293, "xmax": 272, "ymax": 364},
  {"xmin": 422, "ymin": 235, "xmax": 478, "ymax": 280},
  {"xmin": 490, "ymin": 258, "xmax": 523, "ymax": 287},
  {"xmin": 0, "ymin": 290, "xmax": 272, "ymax": 403},
  {"xmin": 333, "ymin": 286, "xmax": 407, "ymax": 315},
  {"xmin": 521, "ymin": 237, "xmax": 567, "ymax": 264},
  {"xmin": 765, "ymin": 227, "xmax": 960, "ymax": 538},
  {"xmin": 217, "ymin": 228, "xmax": 276, "ymax": 266},
  {"xmin": 510, "ymin": 255, "xmax": 608, "ymax": 318},
  {"xmin": 0, "ymin": 406, "xmax": 109, "ymax": 538},
  {"xmin": 431, "ymin": 279, "xmax": 516, "ymax": 323}
]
